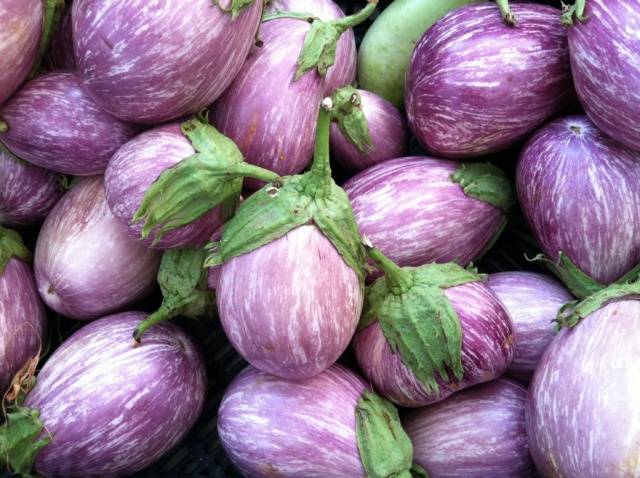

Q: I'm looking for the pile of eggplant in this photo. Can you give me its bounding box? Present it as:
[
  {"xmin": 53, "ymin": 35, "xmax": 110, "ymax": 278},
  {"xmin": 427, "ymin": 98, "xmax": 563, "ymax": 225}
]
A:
[{"xmin": 2, "ymin": 0, "xmax": 640, "ymax": 477}]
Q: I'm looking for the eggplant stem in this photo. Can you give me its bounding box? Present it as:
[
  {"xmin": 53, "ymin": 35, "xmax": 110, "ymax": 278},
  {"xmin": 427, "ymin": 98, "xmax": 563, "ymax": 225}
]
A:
[
  {"xmin": 305, "ymin": 97, "xmax": 334, "ymax": 198},
  {"xmin": 232, "ymin": 162, "xmax": 281, "ymax": 183},
  {"xmin": 365, "ymin": 244, "xmax": 413, "ymax": 295},
  {"xmin": 496, "ymin": 0, "xmax": 517, "ymax": 26},
  {"xmin": 133, "ymin": 302, "xmax": 183, "ymax": 344},
  {"xmin": 334, "ymin": 0, "xmax": 378, "ymax": 32},
  {"xmin": 561, "ymin": 0, "xmax": 587, "ymax": 25}
]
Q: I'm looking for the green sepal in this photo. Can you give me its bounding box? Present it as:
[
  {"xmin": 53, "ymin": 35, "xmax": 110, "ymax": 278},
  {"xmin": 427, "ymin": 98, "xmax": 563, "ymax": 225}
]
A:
[
  {"xmin": 29, "ymin": 0, "xmax": 66, "ymax": 79},
  {"xmin": 133, "ymin": 248, "xmax": 216, "ymax": 343},
  {"xmin": 355, "ymin": 390, "xmax": 415, "ymax": 478},
  {"xmin": 561, "ymin": 0, "xmax": 587, "ymax": 25},
  {"xmin": 331, "ymin": 86, "xmax": 373, "ymax": 153},
  {"xmin": 0, "ymin": 406, "xmax": 50, "ymax": 478},
  {"xmin": 556, "ymin": 281, "xmax": 640, "ymax": 329},
  {"xmin": 0, "ymin": 226, "xmax": 31, "ymax": 274},
  {"xmin": 212, "ymin": 0, "xmax": 256, "ymax": 19},
  {"xmin": 450, "ymin": 162, "xmax": 514, "ymax": 214},
  {"xmin": 495, "ymin": 0, "xmax": 516, "ymax": 26},
  {"xmin": 411, "ymin": 464, "xmax": 430, "ymax": 478},
  {"xmin": 132, "ymin": 113, "xmax": 279, "ymax": 245},
  {"xmin": 295, "ymin": 1, "xmax": 378, "ymax": 80}
]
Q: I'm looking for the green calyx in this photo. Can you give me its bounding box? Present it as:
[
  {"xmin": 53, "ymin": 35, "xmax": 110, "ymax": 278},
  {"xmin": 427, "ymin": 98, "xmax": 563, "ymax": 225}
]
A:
[
  {"xmin": 133, "ymin": 248, "xmax": 216, "ymax": 343},
  {"xmin": 331, "ymin": 86, "xmax": 373, "ymax": 154},
  {"xmin": 205, "ymin": 97, "xmax": 367, "ymax": 285},
  {"xmin": 450, "ymin": 162, "xmax": 514, "ymax": 214},
  {"xmin": 0, "ymin": 226, "xmax": 31, "ymax": 275},
  {"xmin": 556, "ymin": 281, "xmax": 640, "ymax": 329},
  {"xmin": 29, "ymin": 0, "xmax": 66, "ymax": 79},
  {"xmin": 495, "ymin": 0, "xmax": 516, "ymax": 26},
  {"xmin": 561, "ymin": 0, "xmax": 587, "ymax": 26},
  {"xmin": 212, "ymin": 0, "xmax": 256, "ymax": 19},
  {"xmin": 132, "ymin": 112, "xmax": 280, "ymax": 244},
  {"xmin": 361, "ymin": 246, "xmax": 484, "ymax": 395},
  {"xmin": 355, "ymin": 390, "xmax": 429, "ymax": 478},
  {"xmin": 295, "ymin": 1, "xmax": 378, "ymax": 80}
]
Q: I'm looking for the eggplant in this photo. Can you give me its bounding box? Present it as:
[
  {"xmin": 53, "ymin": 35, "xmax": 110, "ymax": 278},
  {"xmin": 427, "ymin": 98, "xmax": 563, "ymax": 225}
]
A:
[
  {"xmin": 487, "ymin": 272, "xmax": 573, "ymax": 382},
  {"xmin": 405, "ymin": 3, "xmax": 573, "ymax": 158},
  {"xmin": 0, "ymin": 145, "xmax": 64, "ymax": 226},
  {"xmin": 343, "ymin": 157, "xmax": 512, "ymax": 276},
  {"xmin": 0, "ymin": 72, "xmax": 138, "ymax": 175},
  {"xmin": 565, "ymin": 0, "xmax": 640, "ymax": 150},
  {"xmin": 527, "ymin": 284, "xmax": 640, "ymax": 478},
  {"xmin": 330, "ymin": 88, "xmax": 407, "ymax": 172},
  {"xmin": 517, "ymin": 114, "xmax": 640, "ymax": 298},
  {"xmin": 0, "ymin": 312, "xmax": 206, "ymax": 478},
  {"xmin": 105, "ymin": 124, "xmax": 224, "ymax": 249},
  {"xmin": 72, "ymin": 0, "xmax": 263, "ymax": 123},
  {"xmin": 353, "ymin": 247, "xmax": 514, "ymax": 407},
  {"xmin": 34, "ymin": 176, "xmax": 160, "ymax": 320},
  {"xmin": 405, "ymin": 378, "xmax": 536, "ymax": 478},
  {"xmin": 0, "ymin": 226, "xmax": 46, "ymax": 395}
]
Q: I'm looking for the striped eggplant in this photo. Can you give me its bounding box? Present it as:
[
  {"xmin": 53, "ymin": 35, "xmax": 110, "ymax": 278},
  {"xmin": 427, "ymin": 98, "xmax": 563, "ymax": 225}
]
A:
[
  {"xmin": 405, "ymin": 378, "xmax": 536, "ymax": 478},
  {"xmin": 0, "ymin": 146, "xmax": 64, "ymax": 226},
  {"xmin": 34, "ymin": 176, "xmax": 160, "ymax": 320},
  {"xmin": 105, "ymin": 124, "xmax": 224, "ymax": 249},
  {"xmin": 353, "ymin": 248, "xmax": 514, "ymax": 407},
  {"xmin": 4, "ymin": 312, "xmax": 207, "ymax": 478},
  {"xmin": 527, "ymin": 286, "xmax": 640, "ymax": 478},
  {"xmin": 44, "ymin": 2, "xmax": 75, "ymax": 71},
  {"xmin": 565, "ymin": 0, "xmax": 640, "ymax": 150},
  {"xmin": 210, "ymin": 0, "xmax": 362, "ymax": 188},
  {"xmin": 0, "ymin": 227, "xmax": 46, "ymax": 395},
  {"xmin": 488, "ymin": 272, "xmax": 573, "ymax": 382},
  {"xmin": 343, "ymin": 157, "xmax": 512, "ymax": 276},
  {"xmin": 405, "ymin": 3, "xmax": 573, "ymax": 158},
  {"xmin": 517, "ymin": 115, "xmax": 640, "ymax": 298},
  {"xmin": 0, "ymin": 72, "xmax": 138, "ymax": 175},
  {"xmin": 330, "ymin": 88, "xmax": 407, "ymax": 172},
  {"xmin": 219, "ymin": 364, "xmax": 424, "ymax": 478},
  {"xmin": 72, "ymin": 0, "xmax": 262, "ymax": 124},
  {"xmin": 0, "ymin": 0, "xmax": 41, "ymax": 106}
]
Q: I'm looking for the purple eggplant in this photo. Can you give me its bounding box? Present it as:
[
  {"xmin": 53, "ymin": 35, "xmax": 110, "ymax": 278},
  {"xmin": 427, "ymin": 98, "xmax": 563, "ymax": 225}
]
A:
[
  {"xmin": 44, "ymin": 3, "xmax": 75, "ymax": 71},
  {"xmin": 330, "ymin": 88, "xmax": 407, "ymax": 172},
  {"xmin": 527, "ymin": 287, "xmax": 640, "ymax": 478},
  {"xmin": 72, "ymin": 0, "xmax": 262, "ymax": 124},
  {"xmin": 487, "ymin": 272, "xmax": 573, "ymax": 382},
  {"xmin": 0, "ymin": 226, "xmax": 46, "ymax": 395},
  {"xmin": 344, "ymin": 157, "xmax": 512, "ymax": 275},
  {"xmin": 405, "ymin": 3, "xmax": 573, "ymax": 158},
  {"xmin": 405, "ymin": 378, "xmax": 536, "ymax": 478},
  {"xmin": 211, "ymin": 0, "xmax": 361, "ymax": 187},
  {"xmin": 219, "ymin": 364, "xmax": 423, "ymax": 478},
  {"xmin": 217, "ymin": 225, "xmax": 362, "ymax": 379},
  {"xmin": 34, "ymin": 176, "xmax": 160, "ymax": 320},
  {"xmin": 105, "ymin": 124, "xmax": 224, "ymax": 249},
  {"xmin": 0, "ymin": 146, "xmax": 64, "ymax": 226},
  {"xmin": 517, "ymin": 114, "xmax": 640, "ymax": 297},
  {"xmin": 0, "ymin": 1, "xmax": 42, "ymax": 106},
  {"xmin": 566, "ymin": 0, "xmax": 640, "ymax": 150},
  {"xmin": 353, "ymin": 248, "xmax": 514, "ymax": 407},
  {"xmin": 0, "ymin": 72, "xmax": 137, "ymax": 175},
  {"xmin": 8, "ymin": 312, "xmax": 206, "ymax": 477}
]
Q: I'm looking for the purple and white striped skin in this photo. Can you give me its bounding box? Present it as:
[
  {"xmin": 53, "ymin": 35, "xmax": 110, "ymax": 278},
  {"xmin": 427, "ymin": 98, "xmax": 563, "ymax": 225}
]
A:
[
  {"xmin": 0, "ymin": 148, "xmax": 64, "ymax": 226},
  {"xmin": 217, "ymin": 225, "xmax": 363, "ymax": 380},
  {"xmin": 344, "ymin": 157, "xmax": 505, "ymax": 276},
  {"xmin": 404, "ymin": 378, "xmax": 536, "ymax": 478},
  {"xmin": 354, "ymin": 281, "xmax": 514, "ymax": 407},
  {"xmin": 526, "ymin": 299, "xmax": 640, "ymax": 477},
  {"xmin": 405, "ymin": 3, "xmax": 573, "ymax": 159},
  {"xmin": 568, "ymin": 0, "xmax": 640, "ymax": 151},
  {"xmin": 0, "ymin": 72, "xmax": 138, "ymax": 176},
  {"xmin": 487, "ymin": 272, "xmax": 573, "ymax": 382},
  {"xmin": 517, "ymin": 115, "xmax": 640, "ymax": 284},
  {"xmin": 105, "ymin": 124, "xmax": 224, "ymax": 249},
  {"xmin": 0, "ymin": 0, "xmax": 42, "ymax": 106},
  {"xmin": 25, "ymin": 312, "xmax": 207, "ymax": 478},
  {"xmin": 218, "ymin": 364, "xmax": 368, "ymax": 478},
  {"xmin": 330, "ymin": 89, "xmax": 407, "ymax": 172},
  {"xmin": 0, "ymin": 258, "xmax": 46, "ymax": 395},
  {"xmin": 44, "ymin": 3, "xmax": 76, "ymax": 71},
  {"xmin": 211, "ymin": 0, "xmax": 356, "ymax": 188},
  {"xmin": 72, "ymin": 0, "xmax": 262, "ymax": 124},
  {"xmin": 34, "ymin": 177, "xmax": 161, "ymax": 320}
]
